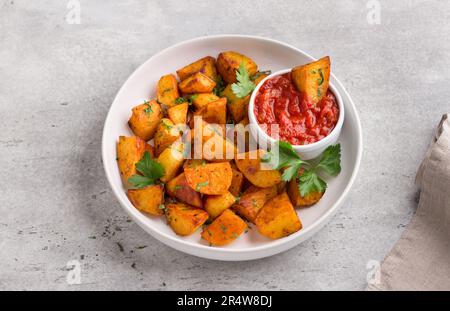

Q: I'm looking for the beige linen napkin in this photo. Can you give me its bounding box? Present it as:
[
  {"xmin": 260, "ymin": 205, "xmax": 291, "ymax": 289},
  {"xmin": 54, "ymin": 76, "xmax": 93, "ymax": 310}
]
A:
[{"xmin": 367, "ymin": 113, "xmax": 450, "ymax": 291}]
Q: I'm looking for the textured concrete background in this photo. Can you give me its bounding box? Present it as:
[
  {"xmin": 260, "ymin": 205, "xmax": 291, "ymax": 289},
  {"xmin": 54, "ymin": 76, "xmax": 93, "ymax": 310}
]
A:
[{"xmin": 0, "ymin": 0, "xmax": 448, "ymax": 290}]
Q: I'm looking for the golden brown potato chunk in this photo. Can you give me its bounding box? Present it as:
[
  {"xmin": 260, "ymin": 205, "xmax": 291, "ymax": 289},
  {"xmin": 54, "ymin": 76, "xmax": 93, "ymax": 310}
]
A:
[
  {"xmin": 232, "ymin": 186, "xmax": 277, "ymax": 223},
  {"xmin": 201, "ymin": 209, "xmax": 247, "ymax": 246},
  {"xmin": 204, "ymin": 191, "xmax": 236, "ymax": 219},
  {"xmin": 255, "ymin": 192, "xmax": 302, "ymax": 239},
  {"xmin": 168, "ymin": 102, "xmax": 188, "ymax": 125},
  {"xmin": 157, "ymin": 142, "xmax": 185, "ymax": 183},
  {"xmin": 229, "ymin": 168, "xmax": 244, "ymax": 197},
  {"xmin": 291, "ymin": 56, "xmax": 331, "ymax": 106},
  {"xmin": 154, "ymin": 118, "xmax": 181, "ymax": 156},
  {"xmin": 235, "ymin": 150, "xmax": 281, "ymax": 188},
  {"xmin": 191, "ymin": 93, "xmax": 219, "ymax": 110},
  {"xmin": 127, "ymin": 184, "xmax": 164, "ymax": 216},
  {"xmin": 178, "ymin": 72, "xmax": 216, "ymax": 94},
  {"xmin": 117, "ymin": 136, "xmax": 150, "ymax": 187},
  {"xmin": 166, "ymin": 202, "xmax": 209, "ymax": 236},
  {"xmin": 221, "ymin": 84, "xmax": 249, "ymax": 123},
  {"xmin": 176, "ymin": 56, "xmax": 219, "ymax": 82},
  {"xmin": 166, "ymin": 172, "xmax": 202, "ymax": 208},
  {"xmin": 193, "ymin": 97, "xmax": 227, "ymax": 125},
  {"xmin": 184, "ymin": 161, "xmax": 232, "ymax": 195},
  {"xmin": 216, "ymin": 51, "xmax": 258, "ymax": 84},
  {"xmin": 128, "ymin": 100, "xmax": 162, "ymax": 141},
  {"xmin": 157, "ymin": 74, "xmax": 180, "ymax": 107},
  {"xmin": 287, "ymin": 173, "xmax": 324, "ymax": 207}
]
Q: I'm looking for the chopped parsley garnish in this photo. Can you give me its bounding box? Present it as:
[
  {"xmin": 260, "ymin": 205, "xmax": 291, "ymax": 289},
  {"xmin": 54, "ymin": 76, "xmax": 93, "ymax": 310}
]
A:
[
  {"xmin": 231, "ymin": 63, "xmax": 256, "ymax": 98},
  {"xmin": 143, "ymin": 100, "xmax": 153, "ymax": 115},
  {"xmin": 195, "ymin": 181, "xmax": 209, "ymax": 191},
  {"xmin": 213, "ymin": 76, "xmax": 225, "ymax": 96},
  {"xmin": 175, "ymin": 94, "xmax": 198, "ymax": 105},
  {"xmin": 128, "ymin": 151, "xmax": 165, "ymax": 188}
]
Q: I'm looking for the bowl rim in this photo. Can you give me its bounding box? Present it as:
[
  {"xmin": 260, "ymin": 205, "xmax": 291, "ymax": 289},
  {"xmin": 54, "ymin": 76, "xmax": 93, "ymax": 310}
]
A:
[
  {"xmin": 248, "ymin": 68, "xmax": 345, "ymax": 151},
  {"xmin": 101, "ymin": 34, "xmax": 363, "ymax": 260}
]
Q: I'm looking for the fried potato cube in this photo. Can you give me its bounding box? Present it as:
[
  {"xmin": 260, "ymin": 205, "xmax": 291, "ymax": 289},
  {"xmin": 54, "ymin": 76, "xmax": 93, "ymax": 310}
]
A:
[
  {"xmin": 176, "ymin": 56, "xmax": 219, "ymax": 82},
  {"xmin": 235, "ymin": 150, "xmax": 281, "ymax": 188},
  {"xmin": 166, "ymin": 172, "xmax": 202, "ymax": 208},
  {"xmin": 178, "ymin": 72, "xmax": 216, "ymax": 94},
  {"xmin": 232, "ymin": 185, "xmax": 277, "ymax": 223},
  {"xmin": 192, "ymin": 120, "xmax": 235, "ymax": 162},
  {"xmin": 127, "ymin": 184, "xmax": 164, "ymax": 216},
  {"xmin": 117, "ymin": 136, "xmax": 150, "ymax": 186},
  {"xmin": 255, "ymin": 192, "xmax": 302, "ymax": 239},
  {"xmin": 184, "ymin": 161, "xmax": 232, "ymax": 195},
  {"xmin": 157, "ymin": 74, "xmax": 180, "ymax": 107},
  {"xmin": 157, "ymin": 143, "xmax": 185, "ymax": 183},
  {"xmin": 168, "ymin": 102, "xmax": 188, "ymax": 125},
  {"xmin": 193, "ymin": 97, "xmax": 227, "ymax": 125},
  {"xmin": 201, "ymin": 209, "xmax": 247, "ymax": 246},
  {"xmin": 216, "ymin": 51, "xmax": 258, "ymax": 84},
  {"xmin": 128, "ymin": 100, "xmax": 162, "ymax": 141},
  {"xmin": 229, "ymin": 168, "xmax": 244, "ymax": 197},
  {"xmin": 204, "ymin": 191, "xmax": 236, "ymax": 219},
  {"xmin": 154, "ymin": 118, "xmax": 181, "ymax": 156},
  {"xmin": 221, "ymin": 84, "xmax": 249, "ymax": 123},
  {"xmin": 166, "ymin": 202, "xmax": 209, "ymax": 236},
  {"xmin": 287, "ymin": 174, "xmax": 324, "ymax": 207},
  {"xmin": 291, "ymin": 56, "xmax": 331, "ymax": 106},
  {"xmin": 191, "ymin": 93, "xmax": 220, "ymax": 110}
]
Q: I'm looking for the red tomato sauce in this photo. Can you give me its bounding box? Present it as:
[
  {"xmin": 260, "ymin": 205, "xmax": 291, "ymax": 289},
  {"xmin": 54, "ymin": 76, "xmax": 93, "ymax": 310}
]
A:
[{"xmin": 254, "ymin": 73, "xmax": 339, "ymax": 145}]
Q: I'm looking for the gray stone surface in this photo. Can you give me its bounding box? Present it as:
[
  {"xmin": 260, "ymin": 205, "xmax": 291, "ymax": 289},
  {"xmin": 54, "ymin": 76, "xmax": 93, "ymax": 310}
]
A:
[{"xmin": 0, "ymin": 0, "xmax": 448, "ymax": 290}]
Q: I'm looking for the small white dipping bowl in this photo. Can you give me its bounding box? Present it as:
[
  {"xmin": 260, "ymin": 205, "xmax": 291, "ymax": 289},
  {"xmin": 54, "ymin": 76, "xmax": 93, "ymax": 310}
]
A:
[{"xmin": 248, "ymin": 68, "xmax": 345, "ymax": 160}]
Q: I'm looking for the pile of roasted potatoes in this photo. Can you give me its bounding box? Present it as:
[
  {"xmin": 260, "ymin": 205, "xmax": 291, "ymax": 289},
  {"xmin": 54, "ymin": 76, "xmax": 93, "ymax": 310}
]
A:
[{"xmin": 116, "ymin": 51, "xmax": 323, "ymax": 246}]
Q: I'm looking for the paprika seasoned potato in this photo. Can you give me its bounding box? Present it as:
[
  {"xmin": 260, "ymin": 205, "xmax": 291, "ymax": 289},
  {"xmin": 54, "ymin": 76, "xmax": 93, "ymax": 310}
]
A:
[
  {"xmin": 287, "ymin": 174, "xmax": 324, "ymax": 207},
  {"xmin": 157, "ymin": 74, "xmax": 180, "ymax": 107},
  {"xmin": 184, "ymin": 161, "xmax": 232, "ymax": 195},
  {"xmin": 128, "ymin": 100, "xmax": 162, "ymax": 141},
  {"xmin": 127, "ymin": 184, "xmax": 164, "ymax": 216},
  {"xmin": 235, "ymin": 150, "xmax": 281, "ymax": 188},
  {"xmin": 216, "ymin": 51, "xmax": 258, "ymax": 84},
  {"xmin": 191, "ymin": 93, "xmax": 219, "ymax": 110},
  {"xmin": 193, "ymin": 98, "xmax": 227, "ymax": 125},
  {"xmin": 157, "ymin": 143, "xmax": 185, "ymax": 183},
  {"xmin": 168, "ymin": 102, "xmax": 188, "ymax": 125},
  {"xmin": 166, "ymin": 172, "xmax": 202, "ymax": 208},
  {"xmin": 154, "ymin": 118, "xmax": 181, "ymax": 156},
  {"xmin": 117, "ymin": 136, "xmax": 151, "ymax": 186},
  {"xmin": 291, "ymin": 56, "xmax": 330, "ymax": 106},
  {"xmin": 178, "ymin": 72, "xmax": 216, "ymax": 94},
  {"xmin": 203, "ymin": 191, "xmax": 236, "ymax": 219},
  {"xmin": 228, "ymin": 168, "xmax": 244, "ymax": 197},
  {"xmin": 221, "ymin": 84, "xmax": 249, "ymax": 123},
  {"xmin": 255, "ymin": 192, "xmax": 302, "ymax": 239},
  {"xmin": 176, "ymin": 56, "xmax": 218, "ymax": 82},
  {"xmin": 201, "ymin": 209, "xmax": 247, "ymax": 246},
  {"xmin": 232, "ymin": 185, "xmax": 277, "ymax": 223},
  {"xmin": 166, "ymin": 202, "xmax": 209, "ymax": 236}
]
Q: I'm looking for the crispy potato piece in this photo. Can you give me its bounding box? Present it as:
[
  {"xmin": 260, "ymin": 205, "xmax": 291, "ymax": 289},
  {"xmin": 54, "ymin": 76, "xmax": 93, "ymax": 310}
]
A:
[
  {"xmin": 191, "ymin": 120, "xmax": 235, "ymax": 162},
  {"xmin": 255, "ymin": 192, "xmax": 302, "ymax": 239},
  {"xmin": 166, "ymin": 202, "xmax": 209, "ymax": 236},
  {"xmin": 191, "ymin": 93, "xmax": 219, "ymax": 110},
  {"xmin": 128, "ymin": 100, "xmax": 162, "ymax": 141},
  {"xmin": 184, "ymin": 162, "xmax": 232, "ymax": 195},
  {"xmin": 232, "ymin": 186, "xmax": 277, "ymax": 223},
  {"xmin": 176, "ymin": 56, "xmax": 219, "ymax": 82},
  {"xmin": 117, "ymin": 136, "xmax": 149, "ymax": 186},
  {"xmin": 157, "ymin": 143, "xmax": 185, "ymax": 183},
  {"xmin": 201, "ymin": 209, "xmax": 247, "ymax": 246},
  {"xmin": 235, "ymin": 150, "xmax": 281, "ymax": 188},
  {"xmin": 229, "ymin": 168, "xmax": 244, "ymax": 197},
  {"xmin": 287, "ymin": 173, "xmax": 324, "ymax": 207},
  {"xmin": 178, "ymin": 72, "xmax": 216, "ymax": 94},
  {"xmin": 168, "ymin": 102, "xmax": 188, "ymax": 125},
  {"xmin": 157, "ymin": 74, "xmax": 180, "ymax": 107},
  {"xmin": 221, "ymin": 84, "xmax": 249, "ymax": 123},
  {"xmin": 127, "ymin": 184, "xmax": 164, "ymax": 216},
  {"xmin": 233, "ymin": 116, "xmax": 251, "ymax": 153},
  {"xmin": 204, "ymin": 191, "xmax": 236, "ymax": 219},
  {"xmin": 166, "ymin": 173, "xmax": 202, "ymax": 208},
  {"xmin": 193, "ymin": 97, "xmax": 227, "ymax": 125},
  {"xmin": 154, "ymin": 118, "xmax": 181, "ymax": 156},
  {"xmin": 291, "ymin": 56, "xmax": 331, "ymax": 106},
  {"xmin": 216, "ymin": 51, "xmax": 258, "ymax": 84}
]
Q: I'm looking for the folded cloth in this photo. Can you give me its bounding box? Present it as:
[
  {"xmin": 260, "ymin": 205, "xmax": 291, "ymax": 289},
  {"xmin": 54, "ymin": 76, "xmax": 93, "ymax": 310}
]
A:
[{"xmin": 367, "ymin": 113, "xmax": 450, "ymax": 291}]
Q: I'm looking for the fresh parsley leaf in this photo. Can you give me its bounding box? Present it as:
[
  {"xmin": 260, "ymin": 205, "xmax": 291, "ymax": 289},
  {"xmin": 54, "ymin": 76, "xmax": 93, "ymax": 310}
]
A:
[
  {"xmin": 298, "ymin": 170, "xmax": 327, "ymax": 197},
  {"xmin": 175, "ymin": 97, "xmax": 187, "ymax": 104},
  {"xmin": 128, "ymin": 151, "xmax": 165, "ymax": 188},
  {"xmin": 231, "ymin": 63, "xmax": 255, "ymax": 98},
  {"xmin": 316, "ymin": 144, "xmax": 341, "ymax": 176},
  {"xmin": 281, "ymin": 161, "xmax": 303, "ymax": 182},
  {"xmin": 196, "ymin": 181, "xmax": 209, "ymax": 191},
  {"xmin": 175, "ymin": 94, "xmax": 198, "ymax": 105}
]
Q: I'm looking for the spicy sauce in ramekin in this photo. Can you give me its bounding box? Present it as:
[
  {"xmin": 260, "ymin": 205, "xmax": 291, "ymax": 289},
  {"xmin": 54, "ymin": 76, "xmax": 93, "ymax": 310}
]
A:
[{"xmin": 253, "ymin": 73, "xmax": 339, "ymax": 145}]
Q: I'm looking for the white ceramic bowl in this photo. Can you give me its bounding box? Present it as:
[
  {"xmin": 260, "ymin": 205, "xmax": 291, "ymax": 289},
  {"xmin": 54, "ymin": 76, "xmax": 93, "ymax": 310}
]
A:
[
  {"xmin": 102, "ymin": 35, "xmax": 363, "ymax": 261},
  {"xmin": 248, "ymin": 69, "xmax": 345, "ymax": 160}
]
